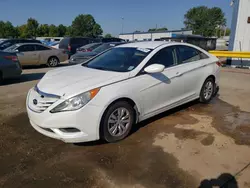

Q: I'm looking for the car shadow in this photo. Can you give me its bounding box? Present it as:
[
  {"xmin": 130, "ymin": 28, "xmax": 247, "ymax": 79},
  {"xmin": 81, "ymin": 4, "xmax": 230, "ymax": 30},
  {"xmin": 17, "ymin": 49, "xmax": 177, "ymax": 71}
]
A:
[
  {"xmin": 1, "ymin": 72, "xmax": 45, "ymax": 86},
  {"xmin": 199, "ymin": 173, "xmax": 238, "ymax": 188}
]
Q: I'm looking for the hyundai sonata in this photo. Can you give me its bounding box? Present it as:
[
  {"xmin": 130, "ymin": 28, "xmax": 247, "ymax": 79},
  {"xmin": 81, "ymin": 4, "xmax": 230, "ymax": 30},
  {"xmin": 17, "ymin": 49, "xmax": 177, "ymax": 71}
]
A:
[{"xmin": 26, "ymin": 41, "xmax": 220, "ymax": 143}]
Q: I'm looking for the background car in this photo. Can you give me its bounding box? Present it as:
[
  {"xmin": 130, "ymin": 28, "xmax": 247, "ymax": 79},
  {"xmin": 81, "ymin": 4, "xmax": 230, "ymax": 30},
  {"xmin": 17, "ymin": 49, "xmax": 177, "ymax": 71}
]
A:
[
  {"xmin": 59, "ymin": 37, "xmax": 96, "ymax": 57},
  {"xmin": 69, "ymin": 42, "xmax": 124, "ymax": 64},
  {"xmin": 4, "ymin": 43, "xmax": 68, "ymax": 67},
  {"xmin": 0, "ymin": 51, "xmax": 22, "ymax": 84},
  {"xmin": 0, "ymin": 39, "xmax": 41, "ymax": 51},
  {"xmin": 76, "ymin": 42, "xmax": 102, "ymax": 52}
]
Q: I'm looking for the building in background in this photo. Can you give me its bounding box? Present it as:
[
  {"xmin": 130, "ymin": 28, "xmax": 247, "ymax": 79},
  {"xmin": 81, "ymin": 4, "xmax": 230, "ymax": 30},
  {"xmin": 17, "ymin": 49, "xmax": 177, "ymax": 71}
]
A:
[
  {"xmin": 229, "ymin": 0, "xmax": 250, "ymax": 67},
  {"xmin": 119, "ymin": 29, "xmax": 193, "ymax": 42}
]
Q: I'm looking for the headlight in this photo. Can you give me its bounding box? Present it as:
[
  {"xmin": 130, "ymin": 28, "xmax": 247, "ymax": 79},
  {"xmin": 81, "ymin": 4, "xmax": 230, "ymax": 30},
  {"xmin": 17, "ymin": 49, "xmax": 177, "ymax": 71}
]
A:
[{"xmin": 50, "ymin": 88, "xmax": 100, "ymax": 113}]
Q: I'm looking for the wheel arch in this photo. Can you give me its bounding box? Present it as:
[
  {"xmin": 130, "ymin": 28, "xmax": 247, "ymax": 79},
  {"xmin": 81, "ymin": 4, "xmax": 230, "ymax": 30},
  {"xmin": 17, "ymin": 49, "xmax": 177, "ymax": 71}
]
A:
[{"xmin": 98, "ymin": 96, "xmax": 141, "ymax": 138}]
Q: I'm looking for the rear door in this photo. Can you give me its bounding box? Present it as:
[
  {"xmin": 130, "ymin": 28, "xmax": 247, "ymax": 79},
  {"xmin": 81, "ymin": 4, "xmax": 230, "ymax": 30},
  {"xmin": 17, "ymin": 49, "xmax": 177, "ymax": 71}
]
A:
[
  {"xmin": 17, "ymin": 44, "xmax": 38, "ymax": 65},
  {"xmin": 34, "ymin": 45, "xmax": 52, "ymax": 64},
  {"xmin": 175, "ymin": 45, "xmax": 211, "ymax": 98}
]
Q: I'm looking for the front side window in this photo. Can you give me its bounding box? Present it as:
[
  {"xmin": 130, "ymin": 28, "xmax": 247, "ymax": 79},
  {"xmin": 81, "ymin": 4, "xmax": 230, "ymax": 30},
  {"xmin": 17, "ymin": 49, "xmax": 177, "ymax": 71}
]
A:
[
  {"xmin": 83, "ymin": 47, "xmax": 152, "ymax": 72},
  {"xmin": 177, "ymin": 46, "xmax": 203, "ymax": 64},
  {"xmin": 147, "ymin": 47, "xmax": 176, "ymax": 68},
  {"xmin": 18, "ymin": 45, "xmax": 36, "ymax": 52}
]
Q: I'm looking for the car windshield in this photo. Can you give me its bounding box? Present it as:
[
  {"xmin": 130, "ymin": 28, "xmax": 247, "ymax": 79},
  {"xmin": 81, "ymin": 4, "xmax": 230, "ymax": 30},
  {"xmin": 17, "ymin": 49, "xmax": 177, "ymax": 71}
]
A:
[
  {"xmin": 83, "ymin": 47, "xmax": 152, "ymax": 72},
  {"xmin": 3, "ymin": 44, "xmax": 19, "ymax": 52},
  {"xmin": 93, "ymin": 43, "xmax": 114, "ymax": 54}
]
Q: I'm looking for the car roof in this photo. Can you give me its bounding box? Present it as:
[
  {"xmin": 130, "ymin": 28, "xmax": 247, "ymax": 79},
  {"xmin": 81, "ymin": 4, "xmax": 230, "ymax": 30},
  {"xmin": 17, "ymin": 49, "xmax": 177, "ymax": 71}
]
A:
[
  {"xmin": 116, "ymin": 41, "xmax": 172, "ymax": 49},
  {"xmin": 15, "ymin": 43, "xmax": 45, "ymax": 46}
]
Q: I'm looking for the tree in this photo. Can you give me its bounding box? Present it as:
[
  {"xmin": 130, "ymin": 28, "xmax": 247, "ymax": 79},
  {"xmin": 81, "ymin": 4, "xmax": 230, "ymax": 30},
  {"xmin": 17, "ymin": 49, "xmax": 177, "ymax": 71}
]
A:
[
  {"xmin": 148, "ymin": 27, "xmax": 168, "ymax": 32},
  {"xmin": 17, "ymin": 25, "xmax": 27, "ymax": 38},
  {"xmin": 184, "ymin": 6, "xmax": 226, "ymax": 37},
  {"xmin": 25, "ymin": 18, "xmax": 39, "ymax": 38},
  {"xmin": 65, "ymin": 26, "xmax": 73, "ymax": 36},
  {"xmin": 58, "ymin": 24, "xmax": 67, "ymax": 37},
  {"xmin": 104, "ymin": 33, "xmax": 112, "ymax": 38},
  {"xmin": 0, "ymin": 21, "xmax": 17, "ymax": 38},
  {"xmin": 49, "ymin": 24, "xmax": 59, "ymax": 37},
  {"xmin": 71, "ymin": 14, "xmax": 103, "ymax": 37},
  {"xmin": 37, "ymin": 24, "xmax": 49, "ymax": 37}
]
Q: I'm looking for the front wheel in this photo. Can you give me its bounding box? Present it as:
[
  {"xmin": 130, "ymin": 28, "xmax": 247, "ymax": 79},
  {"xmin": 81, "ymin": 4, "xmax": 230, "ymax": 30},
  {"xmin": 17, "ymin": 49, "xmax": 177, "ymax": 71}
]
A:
[
  {"xmin": 47, "ymin": 57, "xmax": 59, "ymax": 67},
  {"xmin": 101, "ymin": 101, "xmax": 135, "ymax": 143},
  {"xmin": 199, "ymin": 78, "xmax": 215, "ymax": 103}
]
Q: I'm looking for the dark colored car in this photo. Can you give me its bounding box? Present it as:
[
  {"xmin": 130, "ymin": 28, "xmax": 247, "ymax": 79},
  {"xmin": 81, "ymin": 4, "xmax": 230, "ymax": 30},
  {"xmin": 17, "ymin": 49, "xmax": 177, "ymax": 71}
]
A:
[
  {"xmin": 76, "ymin": 43, "xmax": 102, "ymax": 52},
  {"xmin": 0, "ymin": 39, "xmax": 42, "ymax": 51},
  {"xmin": 59, "ymin": 37, "xmax": 96, "ymax": 57},
  {"xmin": 69, "ymin": 42, "xmax": 124, "ymax": 64},
  {"xmin": 0, "ymin": 51, "xmax": 22, "ymax": 84}
]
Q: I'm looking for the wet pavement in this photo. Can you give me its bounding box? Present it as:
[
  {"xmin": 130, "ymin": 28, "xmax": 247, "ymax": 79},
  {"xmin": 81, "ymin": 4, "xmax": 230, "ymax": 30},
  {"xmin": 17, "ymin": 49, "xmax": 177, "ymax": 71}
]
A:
[{"xmin": 0, "ymin": 68, "xmax": 250, "ymax": 188}]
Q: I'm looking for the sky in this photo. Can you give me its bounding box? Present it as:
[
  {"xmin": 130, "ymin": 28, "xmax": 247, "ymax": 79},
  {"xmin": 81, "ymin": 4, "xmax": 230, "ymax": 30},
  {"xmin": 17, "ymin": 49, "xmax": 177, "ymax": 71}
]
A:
[{"xmin": 0, "ymin": 0, "xmax": 233, "ymax": 36}]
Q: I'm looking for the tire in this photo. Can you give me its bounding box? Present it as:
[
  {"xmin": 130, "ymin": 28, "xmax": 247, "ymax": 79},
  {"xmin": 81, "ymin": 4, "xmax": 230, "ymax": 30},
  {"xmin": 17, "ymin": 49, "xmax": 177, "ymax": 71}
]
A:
[
  {"xmin": 199, "ymin": 77, "xmax": 215, "ymax": 103},
  {"xmin": 101, "ymin": 101, "xmax": 135, "ymax": 143},
  {"xmin": 47, "ymin": 57, "xmax": 59, "ymax": 67}
]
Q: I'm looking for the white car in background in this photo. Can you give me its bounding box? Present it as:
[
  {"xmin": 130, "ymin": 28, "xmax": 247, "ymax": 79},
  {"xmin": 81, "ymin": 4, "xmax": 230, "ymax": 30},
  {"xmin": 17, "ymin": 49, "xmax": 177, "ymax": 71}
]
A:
[{"xmin": 26, "ymin": 41, "xmax": 220, "ymax": 143}]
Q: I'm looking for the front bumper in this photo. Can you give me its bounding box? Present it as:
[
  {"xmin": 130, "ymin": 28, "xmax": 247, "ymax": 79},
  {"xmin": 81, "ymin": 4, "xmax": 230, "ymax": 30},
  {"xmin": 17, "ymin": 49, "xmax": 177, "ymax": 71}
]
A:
[{"xmin": 26, "ymin": 89, "xmax": 104, "ymax": 143}]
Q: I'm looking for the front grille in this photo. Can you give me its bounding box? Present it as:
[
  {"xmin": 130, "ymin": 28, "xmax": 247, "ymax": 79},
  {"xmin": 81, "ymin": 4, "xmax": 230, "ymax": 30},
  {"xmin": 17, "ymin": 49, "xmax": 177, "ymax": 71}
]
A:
[{"xmin": 28, "ymin": 87, "xmax": 60, "ymax": 113}]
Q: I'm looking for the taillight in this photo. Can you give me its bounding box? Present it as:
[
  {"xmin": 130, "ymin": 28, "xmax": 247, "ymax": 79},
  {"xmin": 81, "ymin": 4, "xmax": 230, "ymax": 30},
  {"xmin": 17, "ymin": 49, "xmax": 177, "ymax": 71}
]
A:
[
  {"xmin": 86, "ymin": 49, "xmax": 92, "ymax": 52},
  {"xmin": 216, "ymin": 61, "xmax": 222, "ymax": 66},
  {"xmin": 68, "ymin": 44, "xmax": 71, "ymax": 52},
  {"xmin": 4, "ymin": 56, "xmax": 18, "ymax": 62}
]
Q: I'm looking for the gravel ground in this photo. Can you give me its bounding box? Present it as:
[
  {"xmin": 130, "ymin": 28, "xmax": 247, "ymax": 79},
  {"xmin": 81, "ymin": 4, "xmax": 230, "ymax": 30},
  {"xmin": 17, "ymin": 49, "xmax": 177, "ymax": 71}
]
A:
[{"xmin": 0, "ymin": 65, "xmax": 249, "ymax": 188}]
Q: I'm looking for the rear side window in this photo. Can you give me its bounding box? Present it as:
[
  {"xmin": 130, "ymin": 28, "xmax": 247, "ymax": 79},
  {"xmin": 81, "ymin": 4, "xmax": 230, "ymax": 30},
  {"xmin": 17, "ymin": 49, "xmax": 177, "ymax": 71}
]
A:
[
  {"xmin": 18, "ymin": 45, "xmax": 36, "ymax": 52},
  {"xmin": 35, "ymin": 45, "xmax": 50, "ymax": 51},
  {"xmin": 177, "ymin": 46, "xmax": 208, "ymax": 64},
  {"xmin": 59, "ymin": 38, "xmax": 70, "ymax": 49}
]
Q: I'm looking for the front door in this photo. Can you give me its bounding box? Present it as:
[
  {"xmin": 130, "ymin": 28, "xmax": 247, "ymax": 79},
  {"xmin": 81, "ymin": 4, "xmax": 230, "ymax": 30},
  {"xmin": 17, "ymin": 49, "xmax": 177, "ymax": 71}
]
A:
[
  {"xmin": 135, "ymin": 46, "xmax": 186, "ymax": 118},
  {"xmin": 17, "ymin": 44, "xmax": 38, "ymax": 65}
]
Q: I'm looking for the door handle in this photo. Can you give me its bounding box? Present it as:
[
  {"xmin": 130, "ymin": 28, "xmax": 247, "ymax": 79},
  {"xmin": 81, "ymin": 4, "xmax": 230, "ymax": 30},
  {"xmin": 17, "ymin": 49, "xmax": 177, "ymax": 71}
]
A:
[{"xmin": 202, "ymin": 64, "xmax": 207, "ymax": 67}]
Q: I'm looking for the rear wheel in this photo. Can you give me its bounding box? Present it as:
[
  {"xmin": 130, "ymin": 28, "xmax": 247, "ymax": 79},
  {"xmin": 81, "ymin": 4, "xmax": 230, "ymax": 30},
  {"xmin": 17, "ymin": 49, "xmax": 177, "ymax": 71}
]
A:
[
  {"xmin": 101, "ymin": 101, "xmax": 135, "ymax": 143},
  {"xmin": 47, "ymin": 57, "xmax": 59, "ymax": 67},
  {"xmin": 199, "ymin": 78, "xmax": 215, "ymax": 103}
]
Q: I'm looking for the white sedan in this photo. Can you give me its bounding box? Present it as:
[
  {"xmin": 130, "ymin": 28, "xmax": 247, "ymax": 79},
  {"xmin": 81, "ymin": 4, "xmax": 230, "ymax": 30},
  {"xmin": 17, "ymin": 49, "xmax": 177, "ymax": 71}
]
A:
[{"xmin": 26, "ymin": 41, "xmax": 220, "ymax": 143}]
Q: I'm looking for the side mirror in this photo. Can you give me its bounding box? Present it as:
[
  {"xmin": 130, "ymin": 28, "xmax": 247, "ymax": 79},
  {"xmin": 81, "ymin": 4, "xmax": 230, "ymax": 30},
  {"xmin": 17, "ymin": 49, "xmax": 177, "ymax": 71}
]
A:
[
  {"xmin": 15, "ymin": 49, "xmax": 19, "ymax": 52},
  {"xmin": 144, "ymin": 64, "xmax": 165, "ymax": 74}
]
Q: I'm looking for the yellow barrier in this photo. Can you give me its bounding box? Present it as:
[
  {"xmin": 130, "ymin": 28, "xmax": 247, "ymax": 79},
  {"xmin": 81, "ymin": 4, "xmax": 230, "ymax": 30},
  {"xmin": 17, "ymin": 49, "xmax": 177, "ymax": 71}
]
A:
[{"xmin": 209, "ymin": 51, "xmax": 250, "ymax": 58}]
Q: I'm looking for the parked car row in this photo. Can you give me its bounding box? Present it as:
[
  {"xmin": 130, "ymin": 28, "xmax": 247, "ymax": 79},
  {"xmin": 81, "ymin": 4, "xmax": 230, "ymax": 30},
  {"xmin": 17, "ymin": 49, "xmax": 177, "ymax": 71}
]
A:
[
  {"xmin": 59, "ymin": 37, "xmax": 125, "ymax": 57},
  {"xmin": 69, "ymin": 42, "xmax": 125, "ymax": 64}
]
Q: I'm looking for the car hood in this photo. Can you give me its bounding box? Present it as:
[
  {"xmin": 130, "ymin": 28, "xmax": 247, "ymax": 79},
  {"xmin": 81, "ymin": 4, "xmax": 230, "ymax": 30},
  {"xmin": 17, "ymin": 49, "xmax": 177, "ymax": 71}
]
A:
[
  {"xmin": 37, "ymin": 65, "xmax": 130, "ymax": 97},
  {"xmin": 73, "ymin": 51, "xmax": 97, "ymax": 58}
]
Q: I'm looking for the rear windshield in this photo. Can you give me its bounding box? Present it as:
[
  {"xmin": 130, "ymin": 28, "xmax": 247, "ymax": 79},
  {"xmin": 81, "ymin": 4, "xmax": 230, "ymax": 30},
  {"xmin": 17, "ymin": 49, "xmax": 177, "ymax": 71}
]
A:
[{"xmin": 71, "ymin": 38, "xmax": 88, "ymax": 45}]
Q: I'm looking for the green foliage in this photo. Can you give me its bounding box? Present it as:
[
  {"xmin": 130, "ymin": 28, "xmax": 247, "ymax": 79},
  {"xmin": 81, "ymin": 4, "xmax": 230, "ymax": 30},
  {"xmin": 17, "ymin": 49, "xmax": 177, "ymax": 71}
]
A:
[
  {"xmin": 49, "ymin": 24, "xmax": 59, "ymax": 37},
  {"xmin": 0, "ymin": 21, "xmax": 17, "ymax": 38},
  {"xmin": 25, "ymin": 18, "xmax": 39, "ymax": 38},
  {"xmin": 58, "ymin": 24, "xmax": 67, "ymax": 37},
  {"xmin": 37, "ymin": 24, "xmax": 49, "ymax": 37},
  {"xmin": 104, "ymin": 33, "xmax": 112, "ymax": 38},
  {"xmin": 184, "ymin": 6, "xmax": 226, "ymax": 37},
  {"xmin": 148, "ymin": 27, "xmax": 168, "ymax": 32},
  {"xmin": 71, "ymin": 14, "xmax": 103, "ymax": 37},
  {"xmin": 0, "ymin": 14, "xmax": 103, "ymax": 38}
]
